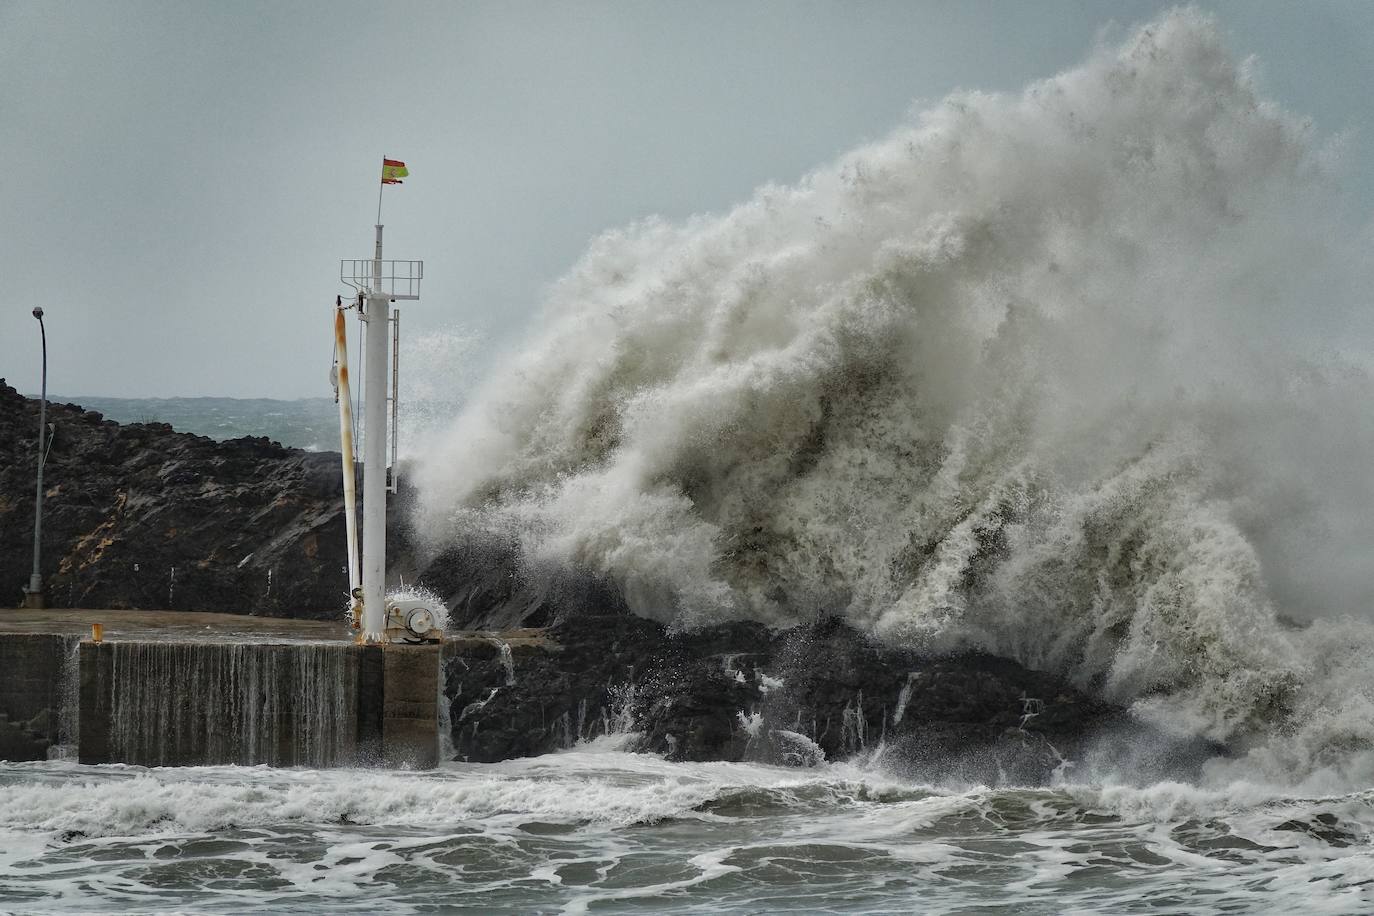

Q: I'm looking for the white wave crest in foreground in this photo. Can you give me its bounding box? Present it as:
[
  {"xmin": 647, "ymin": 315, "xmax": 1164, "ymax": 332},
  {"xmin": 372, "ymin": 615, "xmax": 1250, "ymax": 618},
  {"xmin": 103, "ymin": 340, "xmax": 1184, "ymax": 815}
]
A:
[{"xmin": 4, "ymin": 754, "xmax": 1374, "ymax": 913}]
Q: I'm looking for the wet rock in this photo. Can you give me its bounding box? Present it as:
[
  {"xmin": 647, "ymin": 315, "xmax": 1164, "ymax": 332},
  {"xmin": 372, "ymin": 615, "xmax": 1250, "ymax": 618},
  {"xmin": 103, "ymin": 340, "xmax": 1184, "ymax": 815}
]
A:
[
  {"xmin": 437, "ymin": 601, "xmax": 1207, "ymax": 783},
  {"xmin": 421, "ymin": 545, "xmax": 1115, "ymax": 775},
  {"xmin": 443, "ymin": 613, "xmax": 667, "ymax": 762},
  {"xmin": 628, "ymin": 618, "xmax": 1134, "ymax": 783}
]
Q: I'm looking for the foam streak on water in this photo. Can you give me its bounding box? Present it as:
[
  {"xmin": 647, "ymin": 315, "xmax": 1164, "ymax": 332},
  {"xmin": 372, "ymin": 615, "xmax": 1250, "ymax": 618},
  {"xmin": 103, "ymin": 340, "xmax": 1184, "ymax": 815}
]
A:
[{"xmin": 1, "ymin": 750, "xmax": 1373, "ymax": 914}]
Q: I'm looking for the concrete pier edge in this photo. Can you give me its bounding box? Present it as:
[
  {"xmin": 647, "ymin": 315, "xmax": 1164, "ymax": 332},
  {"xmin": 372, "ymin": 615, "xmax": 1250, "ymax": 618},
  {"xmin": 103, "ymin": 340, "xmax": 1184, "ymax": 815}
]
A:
[{"xmin": 1, "ymin": 619, "xmax": 439, "ymax": 768}]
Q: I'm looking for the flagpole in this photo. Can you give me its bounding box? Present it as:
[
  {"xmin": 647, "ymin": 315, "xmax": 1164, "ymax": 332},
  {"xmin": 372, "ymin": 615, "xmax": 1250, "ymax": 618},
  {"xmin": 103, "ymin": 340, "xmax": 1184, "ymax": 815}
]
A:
[
  {"xmin": 346, "ymin": 154, "xmax": 414, "ymax": 643},
  {"xmin": 362, "ymin": 157, "xmax": 388, "ymax": 642},
  {"xmin": 377, "ymin": 155, "xmax": 386, "ymax": 225}
]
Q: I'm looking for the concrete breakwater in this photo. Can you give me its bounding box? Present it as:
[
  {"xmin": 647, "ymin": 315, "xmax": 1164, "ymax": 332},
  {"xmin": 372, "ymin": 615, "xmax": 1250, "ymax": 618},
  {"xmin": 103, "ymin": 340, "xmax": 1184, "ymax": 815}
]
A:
[
  {"xmin": 0, "ymin": 634, "xmax": 78, "ymax": 761},
  {"xmin": 3, "ymin": 609, "xmax": 1221, "ymax": 782},
  {"xmin": 83, "ymin": 642, "xmax": 362, "ymax": 767},
  {"xmin": 0, "ymin": 613, "xmax": 439, "ymax": 768}
]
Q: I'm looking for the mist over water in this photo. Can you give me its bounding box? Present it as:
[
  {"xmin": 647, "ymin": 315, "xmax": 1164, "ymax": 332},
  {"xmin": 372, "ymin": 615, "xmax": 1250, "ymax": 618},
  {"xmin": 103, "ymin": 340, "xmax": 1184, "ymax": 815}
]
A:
[{"xmin": 417, "ymin": 11, "xmax": 1374, "ymax": 788}]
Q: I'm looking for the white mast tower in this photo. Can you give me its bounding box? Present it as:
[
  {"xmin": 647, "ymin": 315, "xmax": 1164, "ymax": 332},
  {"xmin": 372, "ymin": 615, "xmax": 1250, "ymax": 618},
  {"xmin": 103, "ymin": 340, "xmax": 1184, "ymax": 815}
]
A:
[{"xmin": 337, "ymin": 157, "xmax": 427, "ymax": 643}]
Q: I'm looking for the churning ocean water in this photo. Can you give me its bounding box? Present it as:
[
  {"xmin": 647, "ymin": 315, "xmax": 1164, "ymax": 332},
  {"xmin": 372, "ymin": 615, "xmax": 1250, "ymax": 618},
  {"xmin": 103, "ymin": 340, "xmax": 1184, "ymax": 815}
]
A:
[
  {"xmin": 56, "ymin": 391, "xmax": 465, "ymax": 456},
  {"xmin": 2, "ymin": 743, "xmax": 1373, "ymax": 914},
  {"xmin": 8, "ymin": 11, "xmax": 1374, "ymax": 914}
]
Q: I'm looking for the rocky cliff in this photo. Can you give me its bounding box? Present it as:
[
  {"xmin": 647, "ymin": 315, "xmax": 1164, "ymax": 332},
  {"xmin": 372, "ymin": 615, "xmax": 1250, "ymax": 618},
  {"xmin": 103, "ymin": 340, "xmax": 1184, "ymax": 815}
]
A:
[{"xmin": 0, "ymin": 380, "xmax": 355, "ymax": 616}]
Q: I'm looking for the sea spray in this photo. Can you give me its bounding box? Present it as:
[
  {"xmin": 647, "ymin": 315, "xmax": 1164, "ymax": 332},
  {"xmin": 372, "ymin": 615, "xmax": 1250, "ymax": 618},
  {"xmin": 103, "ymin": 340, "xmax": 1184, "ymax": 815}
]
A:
[
  {"xmin": 595, "ymin": 682, "xmax": 640, "ymax": 744},
  {"xmin": 386, "ymin": 584, "xmax": 452, "ymax": 632},
  {"xmin": 494, "ymin": 640, "xmax": 516, "ymax": 685},
  {"xmin": 415, "ymin": 11, "xmax": 1374, "ymax": 787},
  {"xmin": 892, "ymin": 673, "xmax": 918, "ymax": 728},
  {"xmin": 770, "ymin": 731, "xmax": 826, "ymax": 768}
]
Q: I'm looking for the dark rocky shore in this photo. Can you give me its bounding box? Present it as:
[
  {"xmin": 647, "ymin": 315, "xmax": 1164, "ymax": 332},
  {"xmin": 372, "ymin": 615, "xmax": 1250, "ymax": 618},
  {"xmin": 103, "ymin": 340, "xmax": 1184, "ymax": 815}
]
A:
[
  {"xmin": 0, "ymin": 379, "xmax": 355, "ymax": 616},
  {"xmin": 432, "ymin": 546, "xmax": 1218, "ymax": 783},
  {"xmin": 1, "ymin": 381, "xmax": 1210, "ymax": 778}
]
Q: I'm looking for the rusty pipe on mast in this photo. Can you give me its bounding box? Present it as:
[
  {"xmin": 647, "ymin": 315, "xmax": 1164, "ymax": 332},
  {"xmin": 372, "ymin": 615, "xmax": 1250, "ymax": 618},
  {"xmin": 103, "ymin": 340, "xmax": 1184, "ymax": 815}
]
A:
[{"xmin": 333, "ymin": 304, "xmax": 362, "ymax": 629}]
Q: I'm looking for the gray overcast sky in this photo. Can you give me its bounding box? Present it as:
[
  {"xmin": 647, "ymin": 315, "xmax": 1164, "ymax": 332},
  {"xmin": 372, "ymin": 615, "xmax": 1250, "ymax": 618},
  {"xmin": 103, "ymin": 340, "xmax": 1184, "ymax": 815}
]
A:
[{"xmin": 2, "ymin": 0, "xmax": 1372, "ymax": 398}]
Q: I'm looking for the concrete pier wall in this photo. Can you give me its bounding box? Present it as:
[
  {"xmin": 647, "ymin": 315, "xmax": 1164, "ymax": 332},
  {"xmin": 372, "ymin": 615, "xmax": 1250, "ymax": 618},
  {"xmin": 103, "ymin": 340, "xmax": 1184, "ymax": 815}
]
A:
[
  {"xmin": 79, "ymin": 641, "xmax": 363, "ymax": 766},
  {"xmin": 75, "ymin": 641, "xmax": 439, "ymax": 768},
  {"xmin": 0, "ymin": 631, "xmax": 438, "ymax": 768},
  {"xmin": 382, "ymin": 644, "xmax": 440, "ymax": 768},
  {"xmin": 0, "ymin": 633, "xmax": 77, "ymax": 761}
]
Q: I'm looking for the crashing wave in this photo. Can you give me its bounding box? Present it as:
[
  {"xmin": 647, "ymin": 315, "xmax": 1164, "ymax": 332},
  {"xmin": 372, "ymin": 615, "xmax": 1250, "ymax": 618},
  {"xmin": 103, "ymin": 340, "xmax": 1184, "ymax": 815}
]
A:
[{"xmin": 416, "ymin": 11, "xmax": 1374, "ymax": 786}]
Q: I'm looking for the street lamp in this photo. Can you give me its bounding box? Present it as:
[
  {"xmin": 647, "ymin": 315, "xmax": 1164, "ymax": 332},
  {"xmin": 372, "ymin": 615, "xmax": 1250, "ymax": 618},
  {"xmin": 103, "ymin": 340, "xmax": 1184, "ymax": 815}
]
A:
[{"xmin": 22, "ymin": 307, "xmax": 47, "ymax": 610}]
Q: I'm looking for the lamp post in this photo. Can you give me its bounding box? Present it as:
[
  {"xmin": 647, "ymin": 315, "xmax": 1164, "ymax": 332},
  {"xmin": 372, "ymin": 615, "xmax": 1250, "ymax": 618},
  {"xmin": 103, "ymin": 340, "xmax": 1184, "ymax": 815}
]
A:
[{"xmin": 22, "ymin": 307, "xmax": 47, "ymax": 610}]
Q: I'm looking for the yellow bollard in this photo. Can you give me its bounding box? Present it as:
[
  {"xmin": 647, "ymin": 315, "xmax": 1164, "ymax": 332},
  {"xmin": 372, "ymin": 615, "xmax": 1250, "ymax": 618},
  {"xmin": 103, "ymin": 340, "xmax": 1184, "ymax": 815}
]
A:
[{"xmin": 91, "ymin": 623, "xmax": 103, "ymax": 643}]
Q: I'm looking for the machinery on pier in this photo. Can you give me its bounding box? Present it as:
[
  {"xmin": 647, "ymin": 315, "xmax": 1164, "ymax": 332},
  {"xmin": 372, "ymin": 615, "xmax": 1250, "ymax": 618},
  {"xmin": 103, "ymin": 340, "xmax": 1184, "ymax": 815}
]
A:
[{"xmin": 385, "ymin": 597, "xmax": 445, "ymax": 644}]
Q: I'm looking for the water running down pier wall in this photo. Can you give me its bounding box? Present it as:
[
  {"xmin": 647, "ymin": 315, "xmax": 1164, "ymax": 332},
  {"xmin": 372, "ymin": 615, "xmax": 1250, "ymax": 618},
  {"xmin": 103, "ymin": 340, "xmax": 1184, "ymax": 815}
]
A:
[{"xmin": 74, "ymin": 641, "xmax": 439, "ymax": 768}]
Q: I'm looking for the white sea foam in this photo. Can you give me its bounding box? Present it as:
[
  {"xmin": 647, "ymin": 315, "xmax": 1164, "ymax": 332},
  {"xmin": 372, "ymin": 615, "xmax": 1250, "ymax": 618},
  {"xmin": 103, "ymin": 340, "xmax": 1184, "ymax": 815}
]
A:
[
  {"xmin": 414, "ymin": 10, "xmax": 1374, "ymax": 787},
  {"xmin": 5, "ymin": 756, "xmax": 1374, "ymax": 913},
  {"xmin": 0, "ymin": 754, "xmax": 887, "ymax": 838}
]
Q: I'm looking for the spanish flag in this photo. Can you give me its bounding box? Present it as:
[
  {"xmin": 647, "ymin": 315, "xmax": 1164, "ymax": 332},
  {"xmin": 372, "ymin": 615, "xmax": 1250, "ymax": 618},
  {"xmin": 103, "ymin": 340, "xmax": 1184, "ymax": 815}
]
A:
[{"xmin": 381, "ymin": 158, "xmax": 409, "ymax": 184}]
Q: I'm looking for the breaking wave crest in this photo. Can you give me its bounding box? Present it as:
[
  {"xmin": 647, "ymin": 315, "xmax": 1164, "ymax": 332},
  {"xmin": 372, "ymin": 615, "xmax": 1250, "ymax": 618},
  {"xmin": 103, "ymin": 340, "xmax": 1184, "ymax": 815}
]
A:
[{"xmin": 417, "ymin": 11, "xmax": 1374, "ymax": 787}]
